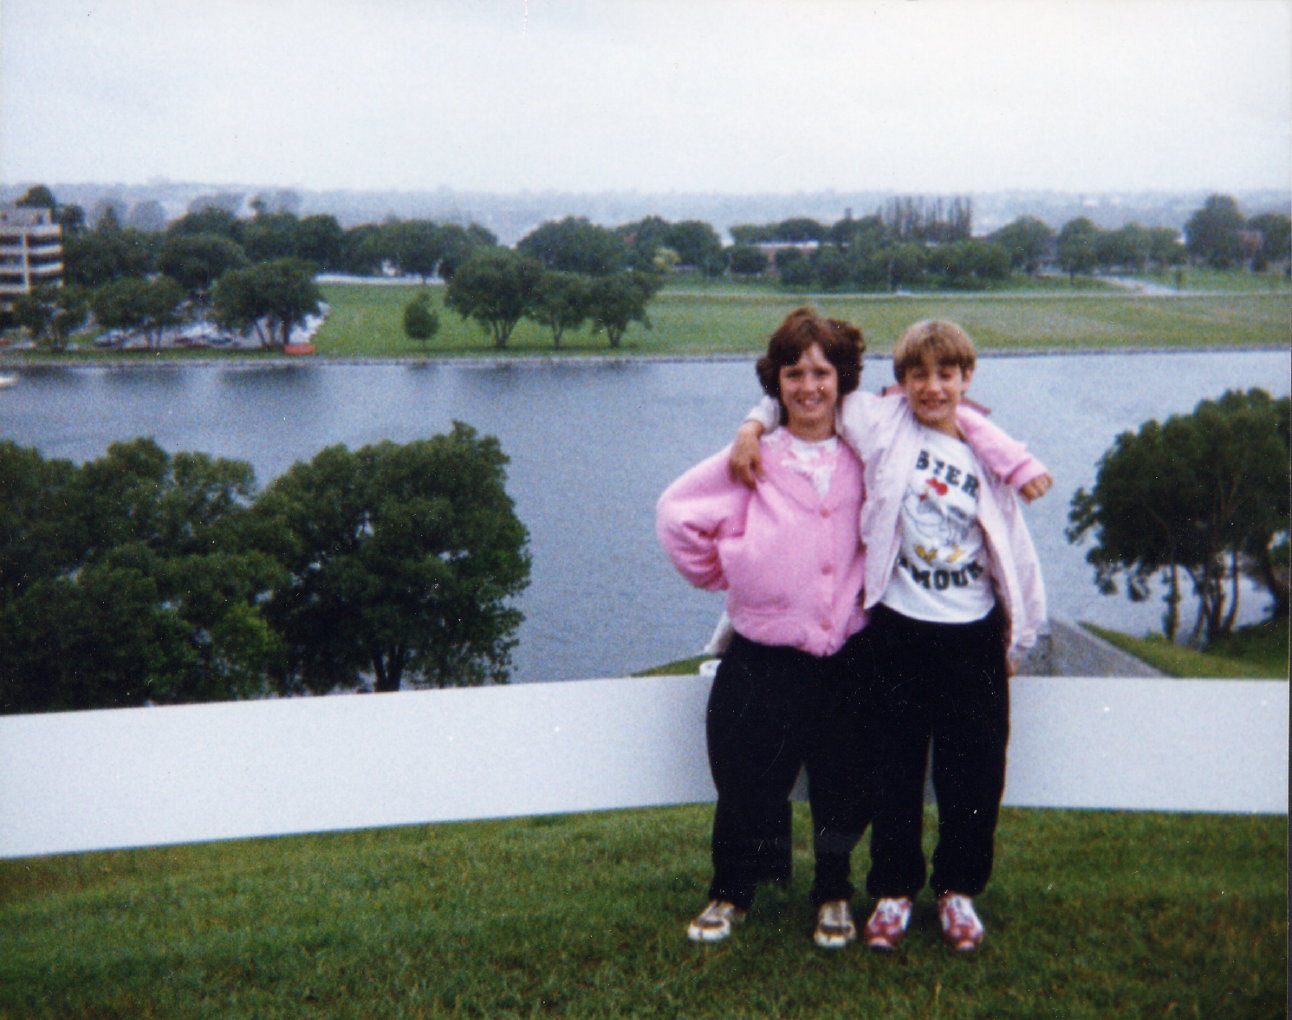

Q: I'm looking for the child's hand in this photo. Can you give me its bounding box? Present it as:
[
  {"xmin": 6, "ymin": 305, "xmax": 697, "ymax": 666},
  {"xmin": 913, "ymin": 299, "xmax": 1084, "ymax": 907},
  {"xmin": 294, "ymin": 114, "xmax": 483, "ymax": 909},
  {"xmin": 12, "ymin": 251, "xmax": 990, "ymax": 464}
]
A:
[
  {"xmin": 728, "ymin": 424, "xmax": 765, "ymax": 487},
  {"xmin": 1019, "ymin": 472, "xmax": 1053, "ymax": 503}
]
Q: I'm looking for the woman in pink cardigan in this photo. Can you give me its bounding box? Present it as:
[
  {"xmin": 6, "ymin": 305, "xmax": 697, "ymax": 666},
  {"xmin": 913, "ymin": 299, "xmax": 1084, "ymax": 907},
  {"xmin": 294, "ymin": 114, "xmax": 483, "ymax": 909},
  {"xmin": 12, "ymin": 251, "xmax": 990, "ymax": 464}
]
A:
[{"xmin": 657, "ymin": 308, "xmax": 1046, "ymax": 949}]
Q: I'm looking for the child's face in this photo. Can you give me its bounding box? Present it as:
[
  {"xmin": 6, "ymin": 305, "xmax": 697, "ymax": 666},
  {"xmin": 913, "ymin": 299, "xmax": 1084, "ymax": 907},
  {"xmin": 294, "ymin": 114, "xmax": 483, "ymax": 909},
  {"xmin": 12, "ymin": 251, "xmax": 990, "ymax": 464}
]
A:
[{"xmin": 901, "ymin": 354, "xmax": 973, "ymax": 437}]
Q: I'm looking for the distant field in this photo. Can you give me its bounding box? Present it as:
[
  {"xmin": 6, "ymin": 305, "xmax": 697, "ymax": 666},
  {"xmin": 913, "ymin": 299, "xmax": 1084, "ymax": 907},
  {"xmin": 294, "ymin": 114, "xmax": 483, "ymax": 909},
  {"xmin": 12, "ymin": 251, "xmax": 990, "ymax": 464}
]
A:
[{"xmin": 314, "ymin": 282, "xmax": 1291, "ymax": 359}]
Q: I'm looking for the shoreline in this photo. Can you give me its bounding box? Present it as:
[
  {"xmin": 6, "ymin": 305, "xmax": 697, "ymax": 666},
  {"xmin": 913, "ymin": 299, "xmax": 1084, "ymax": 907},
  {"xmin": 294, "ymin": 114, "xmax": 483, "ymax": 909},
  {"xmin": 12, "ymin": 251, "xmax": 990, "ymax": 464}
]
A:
[{"xmin": 2, "ymin": 343, "xmax": 1288, "ymax": 371}]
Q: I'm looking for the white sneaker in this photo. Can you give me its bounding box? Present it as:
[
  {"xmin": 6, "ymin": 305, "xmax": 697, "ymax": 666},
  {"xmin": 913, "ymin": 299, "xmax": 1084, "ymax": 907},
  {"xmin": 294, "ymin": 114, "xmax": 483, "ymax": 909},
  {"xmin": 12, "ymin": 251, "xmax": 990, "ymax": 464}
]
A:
[
  {"xmin": 813, "ymin": 899, "xmax": 857, "ymax": 948},
  {"xmin": 938, "ymin": 893, "xmax": 985, "ymax": 952},
  {"xmin": 863, "ymin": 896, "xmax": 913, "ymax": 951},
  {"xmin": 686, "ymin": 900, "xmax": 746, "ymax": 943}
]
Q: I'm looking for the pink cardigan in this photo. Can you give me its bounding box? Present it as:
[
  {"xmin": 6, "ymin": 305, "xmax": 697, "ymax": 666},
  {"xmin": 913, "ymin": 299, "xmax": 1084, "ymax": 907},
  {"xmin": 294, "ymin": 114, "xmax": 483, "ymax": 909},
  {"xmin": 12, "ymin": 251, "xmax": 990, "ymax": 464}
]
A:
[{"xmin": 656, "ymin": 437, "xmax": 867, "ymax": 657}]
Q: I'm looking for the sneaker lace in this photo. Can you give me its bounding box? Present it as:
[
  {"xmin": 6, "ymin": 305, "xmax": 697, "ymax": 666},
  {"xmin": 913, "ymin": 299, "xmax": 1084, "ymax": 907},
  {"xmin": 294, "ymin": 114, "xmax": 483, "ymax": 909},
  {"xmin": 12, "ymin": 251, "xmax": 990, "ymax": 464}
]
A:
[{"xmin": 875, "ymin": 898, "xmax": 906, "ymax": 923}]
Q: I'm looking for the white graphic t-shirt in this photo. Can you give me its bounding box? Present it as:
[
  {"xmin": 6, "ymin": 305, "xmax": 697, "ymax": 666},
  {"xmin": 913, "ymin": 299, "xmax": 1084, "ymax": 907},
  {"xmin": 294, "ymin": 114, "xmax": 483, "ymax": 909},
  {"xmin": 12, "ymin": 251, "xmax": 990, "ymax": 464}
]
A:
[{"xmin": 880, "ymin": 426, "xmax": 996, "ymax": 623}]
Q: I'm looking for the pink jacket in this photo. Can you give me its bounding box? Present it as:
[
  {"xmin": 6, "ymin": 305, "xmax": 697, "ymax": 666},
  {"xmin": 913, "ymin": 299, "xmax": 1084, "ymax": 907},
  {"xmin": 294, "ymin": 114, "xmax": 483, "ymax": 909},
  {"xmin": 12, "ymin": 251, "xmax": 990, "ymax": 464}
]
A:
[
  {"xmin": 748, "ymin": 391, "xmax": 1048, "ymax": 661},
  {"xmin": 656, "ymin": 437, "xmax": 867, "ymax": 657}
]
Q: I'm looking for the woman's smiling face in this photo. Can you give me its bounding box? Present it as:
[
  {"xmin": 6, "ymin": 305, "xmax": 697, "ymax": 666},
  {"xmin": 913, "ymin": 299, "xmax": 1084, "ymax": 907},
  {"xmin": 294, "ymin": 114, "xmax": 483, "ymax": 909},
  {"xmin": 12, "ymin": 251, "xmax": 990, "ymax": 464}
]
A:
[{"xmin": 778, "ymin": 342, "xmax": 838, "ymax": 440}]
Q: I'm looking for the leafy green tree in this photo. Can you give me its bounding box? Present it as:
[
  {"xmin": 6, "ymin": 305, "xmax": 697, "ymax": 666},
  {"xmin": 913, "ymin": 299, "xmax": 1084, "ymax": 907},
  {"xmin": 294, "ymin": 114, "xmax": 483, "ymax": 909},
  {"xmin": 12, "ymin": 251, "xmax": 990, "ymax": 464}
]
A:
[
  {"xmin": 241, "ymin": 211, "xmax": 303, "ymax": 263},
  {"xmin": 990, "ymin": 216, "xmax": 1055, "ymax": 274},
  {"xmin": 528, "ymin": 270, "xmax": 590, "ymax": 348},
  {"xmin": 445, "ymin": 248, "xmax": 544, "ymax": 348},
  {"xmin": 810, "ymin": 245, "xmax": 850, "ymax": 290},
  {"xmin": 1067, "ymin": 389, "xmax": 1290, "ymax": 646},
  {"xmin": 727, "ymin": 243, "xmax": 768, "ymax": 277},
  {"xmin": 387, "ymin": 219, "xmax": 445, "ymax": 282},
  {"xmin": 167, "ymin": 206, "xmax": 242, "ymax": 241},
  {"xmin": 1185, "ymin": 194, "xmax": 1247, "ymax": 269},
  {"xmin": 63, "ymin": 217, "xmax": 158, "ymax": 287},
  {"xmin": 773, "ymin": 217, "xmax": 826, "ymax": 242},
  {"xmin": 212, "ymin": 258, "xmax": 322, "ymax": 348},
  {"xmin": 1246, "ymin": 211, "xmax": 1291, "ymax": 271},
  {"xmin": 587, "ymin": 271, "xmax": 658, "ymax": 348},
  {"xmin": 403, "ymin": 291, "xmax": 441, "ymax": 351},
  {"xmin": 252, "ymin": 425, "xmax": 531, "ymax": 694},
  {"xmin": 340, "ymin": 223, "xmax": 389, "ymax": 276},
  {"xmin": 436, "ymin": 223, "xmax": 496, "ymax": 282},
  {"xmin": 0, "ymin": 439, "xmax": 281, "ymax": 714},
  {"xmin": 13, "ymin": 284, "xmax": 89, "ymax": 351},
  {"xmin": 1096, "ymin": 223, "xmax": 1152, "ymax": 272},
  {"xmin": 517, "ymin": 217, "xmax": 627, "ymax": 276},
  {"xmin": 16, "ymin": 185, "xmax": 58, "ymax": 211},
  {"xmin": 1146, "ymin": 227, "xmax": 1187, "ymax": 269},
  {"xmin": 90, "ymin": 276, "xmax": 185, "ymax": 350},
  {"xmin": 776, "ymin": 248, "xmax": 816, "ymax": 288},
  {"xmin": 295, "ymin": 214, "xmax": 345, "ymax": 271},
  {"xmin": 1056, "ymin": 217, "xmax": 1100, "ymax": 281},
  {"xmin": 157, "ymin": 232, "xmax": 249, "ymax": 303},
  {"xmin": 665, "ymin": 220, "xmax": 723, "ymax": 272},
  {"xmin": 617, "ymin": 215, "xmax": 672, "ymax": 270}
]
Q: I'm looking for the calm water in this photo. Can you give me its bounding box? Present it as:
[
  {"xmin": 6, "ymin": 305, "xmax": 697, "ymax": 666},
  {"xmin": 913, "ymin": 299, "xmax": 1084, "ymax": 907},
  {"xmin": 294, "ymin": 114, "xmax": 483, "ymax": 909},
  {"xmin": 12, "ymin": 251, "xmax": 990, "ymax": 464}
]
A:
[{"xmin": 1, "ymin": 350, "xmax": 1288, "ymax": 682}]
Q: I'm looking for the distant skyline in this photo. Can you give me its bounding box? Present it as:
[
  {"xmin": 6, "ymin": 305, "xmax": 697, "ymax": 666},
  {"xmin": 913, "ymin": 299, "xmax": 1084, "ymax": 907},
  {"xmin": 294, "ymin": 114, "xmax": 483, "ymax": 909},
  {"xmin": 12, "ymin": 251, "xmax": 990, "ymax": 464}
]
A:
[{"xmin": 2, "ymin": 0, "xmax": 1289, "ymax": 197}]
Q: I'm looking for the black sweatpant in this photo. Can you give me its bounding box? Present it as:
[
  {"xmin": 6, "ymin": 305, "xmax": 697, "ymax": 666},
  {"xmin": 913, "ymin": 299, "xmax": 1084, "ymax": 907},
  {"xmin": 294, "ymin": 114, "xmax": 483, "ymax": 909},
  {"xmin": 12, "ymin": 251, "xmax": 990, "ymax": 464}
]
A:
[
  {"xmin": 704, "ymin": 631, "xmax": 860, "ymax": 910},
  {"xmin": 862, "ymin": 602, "xmax": 1010, "ymax": 899}
]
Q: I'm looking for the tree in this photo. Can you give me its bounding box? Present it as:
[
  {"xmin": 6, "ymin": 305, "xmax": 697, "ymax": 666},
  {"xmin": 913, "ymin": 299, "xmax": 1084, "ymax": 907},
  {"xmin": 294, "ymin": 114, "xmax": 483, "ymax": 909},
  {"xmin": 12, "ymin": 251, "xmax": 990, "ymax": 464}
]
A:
[
  {"xmin": 1096, "ymin": 223, "xmax": 1152, "ymax": 272},
  {"xmin": 157, "ymin": 232, "xmax": 249, "ymax": 303},
  {"xmin": 1056, "ymin": 217, "xmax": 1100, "ymax": 281},
  {"xmin": 16, "ymin": 185, "xmax": 58, "ymax": 211},
  {"xmin": 63, "ymin": 217, "xmax": 158, "ymax": 287},
  {"xmin": 445, "ymin": 248, "xmax": 544, "ymax": 348},
  {"xmin": 1185, "ymin": 194, "xmax": 1246, "ymax": 269},
  {"xmin": 0, "ymin": 439, "xmax": 281, "ymax": 714},
  {"xmin": 1067, "ymin": 389, "xmax": 1290, "ymax": 647},
  {"xmin": 587, "ymin": 271, "xmax": 658, "ymax": 348},
  {"xmin": 386, "ymin": 219, "xmax": 445, "ymax": 282},
  {"xmin": 727, "ymin": 244, "xmax": 768, "ymax": 277},
  {"xmin": 436, "ymin": 222, "xmax": 495, "ymax": 281},
  {"xmin": 211, "ymin": 258, "xmax": 322, "ymax": 348},
  {"xmin": 528, "ymin": 270, "xmax": 590, "ymax": 348},
  {"xmin": 990, "ymin": 216, "xmax": 1055, "ymax": 275},
  {"xmin": 13, "ymin": 284, "xmax": 89, "ymax": 351},
  {"xmin": 296, "ymin": 214, "xmax": 345, "ymax": 271},
  {"xmin": 252, "ymin": 425, "xmax": 531, "ymax": 694},
  {"xmin": 167, "ymin": 206, "xmax": 242, "ymax": 241},
  {"xmin": 517, "ymin": 217, "xmax": 627, "ymax": 276},
  {"xmin": 403, "ymin": 291, "xmax": 441, "ymax": 351},
  {"xmin": 240, "ymin": 211, "xmax": 303, "ymax": 263},
  {"xmin": 665, "ymin": 219, "xmax": 723, "ymax": 272},
  {"xmin": 90, "ymin": 276, "xmax": 185, "ymax": 350},
  {"xmin": 1246, "ymin": 211, "xmax": 1291, "ymax": 271}
]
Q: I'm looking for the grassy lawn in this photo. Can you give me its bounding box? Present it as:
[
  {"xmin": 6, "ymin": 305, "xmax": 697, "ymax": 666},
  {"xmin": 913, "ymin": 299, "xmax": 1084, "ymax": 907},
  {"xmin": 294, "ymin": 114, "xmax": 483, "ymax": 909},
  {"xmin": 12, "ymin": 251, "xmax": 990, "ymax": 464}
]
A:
[
  {"xmin": 6, "ymin": 277, "xmax": 1286, "ymax": 363},
  {"xmin": 1086, "ymin": 618, "xmax": 1289, "ymax": 679},
  {"xmin": 311, "ymin": 283, "xmax": 1291, "ymax": 359},
  {"xmin": 0, "ymin": 803, "xmax": 1283, "ymax": 1019}
]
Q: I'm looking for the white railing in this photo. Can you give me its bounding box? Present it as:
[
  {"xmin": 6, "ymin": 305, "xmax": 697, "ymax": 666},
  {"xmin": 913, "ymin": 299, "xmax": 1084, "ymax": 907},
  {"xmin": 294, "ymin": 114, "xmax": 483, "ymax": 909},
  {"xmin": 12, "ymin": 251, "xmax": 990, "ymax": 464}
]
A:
[{"xmin": 0, "ymin": 674, "xmax": 1286, "ymax": 858}]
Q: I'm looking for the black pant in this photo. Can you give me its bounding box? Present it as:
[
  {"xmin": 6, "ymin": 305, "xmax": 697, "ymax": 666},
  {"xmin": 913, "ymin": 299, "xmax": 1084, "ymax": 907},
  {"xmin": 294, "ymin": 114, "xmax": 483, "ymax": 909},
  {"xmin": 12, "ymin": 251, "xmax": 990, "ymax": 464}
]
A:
[
  {"xmin": 704, "ymin": 632, "xmax": 860, "ymax": 910},
  {"xmin": 862, "ymin": 603, "xmax": 1010, "ymax": 899}
]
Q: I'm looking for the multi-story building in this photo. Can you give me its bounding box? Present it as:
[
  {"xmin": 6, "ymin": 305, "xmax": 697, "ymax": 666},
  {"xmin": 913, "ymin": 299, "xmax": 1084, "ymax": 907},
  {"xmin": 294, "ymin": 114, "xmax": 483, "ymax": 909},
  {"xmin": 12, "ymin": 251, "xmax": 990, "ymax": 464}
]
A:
[{"xmin": 0, "ymin": 205, "xmax": 64, "ymax": 311}]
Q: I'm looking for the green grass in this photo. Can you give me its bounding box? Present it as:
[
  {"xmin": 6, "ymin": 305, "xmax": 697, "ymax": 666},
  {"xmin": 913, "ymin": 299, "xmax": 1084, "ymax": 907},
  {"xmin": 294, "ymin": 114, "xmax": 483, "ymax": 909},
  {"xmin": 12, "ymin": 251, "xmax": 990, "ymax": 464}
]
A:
[
  {"xmin": 1136, "ymin": 267, "xmax": 1292, "ymax": 293},
  {"xmin": 6, "ymin": 277, "xmax": 1287, "ymax": 363},
  {"xmin": 0, "ymin": 803, "xmax": 1283, "ymax": 1019},
  {"xmin": 310, "ymin": 283, "xmax": 1291, "ymax": 359},
  {"xmin": 1086, "ymin": 618, "xmax": 1290, "ymax": 679}
]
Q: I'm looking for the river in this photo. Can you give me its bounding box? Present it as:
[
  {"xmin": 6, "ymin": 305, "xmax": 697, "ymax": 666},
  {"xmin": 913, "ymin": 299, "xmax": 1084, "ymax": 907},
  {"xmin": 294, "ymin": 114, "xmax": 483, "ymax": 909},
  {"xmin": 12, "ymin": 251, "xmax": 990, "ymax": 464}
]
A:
[{"xmin": 1, "ymin": 348, "xmax": 1287, "ymax": 682}]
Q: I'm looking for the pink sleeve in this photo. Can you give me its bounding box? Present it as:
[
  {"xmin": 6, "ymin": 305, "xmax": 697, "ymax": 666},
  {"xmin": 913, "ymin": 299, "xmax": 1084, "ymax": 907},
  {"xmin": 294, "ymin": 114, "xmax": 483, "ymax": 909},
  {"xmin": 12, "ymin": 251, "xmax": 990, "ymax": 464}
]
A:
[
  {"xmin": 656, "ymin": 447, "xmax": 747, "ymax": 591},
  {"xmin": 956, "ymin": 405, "xmax": 1049, "ymax": 491}
]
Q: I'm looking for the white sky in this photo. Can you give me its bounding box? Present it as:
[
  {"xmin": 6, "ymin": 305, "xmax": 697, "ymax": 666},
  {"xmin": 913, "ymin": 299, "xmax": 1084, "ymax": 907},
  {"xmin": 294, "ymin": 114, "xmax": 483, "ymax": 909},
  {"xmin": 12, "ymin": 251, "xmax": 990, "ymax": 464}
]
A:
[{"xmin": 1, "ymin": 0, "xmax": 1289, "ymax": 195}]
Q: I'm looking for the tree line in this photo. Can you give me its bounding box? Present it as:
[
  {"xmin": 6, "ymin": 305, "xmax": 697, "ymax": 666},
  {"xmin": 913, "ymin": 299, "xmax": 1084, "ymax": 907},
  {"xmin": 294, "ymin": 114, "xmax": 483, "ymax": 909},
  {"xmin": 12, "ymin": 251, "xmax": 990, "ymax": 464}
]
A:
[
  {"xmin": 5, "ymin": 186, "xmax": 1289, "ymax": 354},
  {"xmin": 0, "ymin": 425, "xmax": 531, "ymax": 715}
]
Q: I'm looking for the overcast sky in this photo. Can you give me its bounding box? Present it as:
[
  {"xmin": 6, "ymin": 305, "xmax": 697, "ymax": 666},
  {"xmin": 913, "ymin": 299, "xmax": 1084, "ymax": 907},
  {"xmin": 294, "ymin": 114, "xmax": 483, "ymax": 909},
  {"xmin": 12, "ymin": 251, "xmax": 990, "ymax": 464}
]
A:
[{"xmin": 2, "ymin": 0, "xmax": 1289, "ymax": 195}]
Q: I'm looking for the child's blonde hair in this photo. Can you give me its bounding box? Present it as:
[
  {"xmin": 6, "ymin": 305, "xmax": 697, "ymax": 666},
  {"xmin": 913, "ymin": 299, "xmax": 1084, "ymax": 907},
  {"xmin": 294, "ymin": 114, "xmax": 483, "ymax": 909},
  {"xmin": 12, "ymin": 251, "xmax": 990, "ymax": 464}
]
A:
[{"xmin": 892, "ymin": 319, "xmax": 976, "ymax": 382}]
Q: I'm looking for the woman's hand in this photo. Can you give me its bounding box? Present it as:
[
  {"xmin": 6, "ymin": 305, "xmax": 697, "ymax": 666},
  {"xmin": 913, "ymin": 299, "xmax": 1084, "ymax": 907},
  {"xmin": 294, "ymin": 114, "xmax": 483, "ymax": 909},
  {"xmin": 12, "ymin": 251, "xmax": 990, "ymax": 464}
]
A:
[{"xmin": 728, "ymin": 423, "xmax": 765, "ymax": 487}]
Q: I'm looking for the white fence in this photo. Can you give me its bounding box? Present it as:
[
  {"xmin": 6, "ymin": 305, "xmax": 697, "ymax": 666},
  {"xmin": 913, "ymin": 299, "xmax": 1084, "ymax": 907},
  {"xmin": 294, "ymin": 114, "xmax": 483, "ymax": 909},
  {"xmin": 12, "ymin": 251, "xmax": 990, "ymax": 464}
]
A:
[{"xmin": 0, "ymin": 674, "xmax": 1286, "ymax": 858}]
